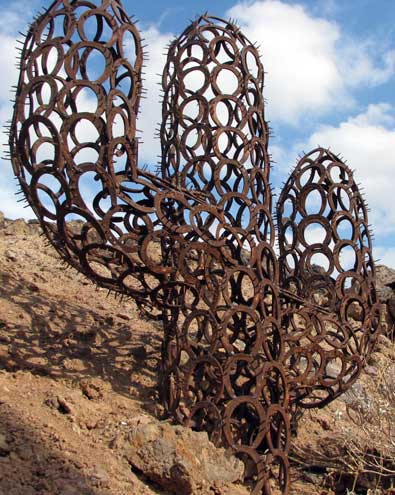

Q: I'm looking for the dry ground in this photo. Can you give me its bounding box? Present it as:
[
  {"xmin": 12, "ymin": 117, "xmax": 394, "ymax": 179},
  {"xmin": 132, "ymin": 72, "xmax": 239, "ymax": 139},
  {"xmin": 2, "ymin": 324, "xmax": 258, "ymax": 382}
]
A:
[{"xmin": 0, "ymin": 215, "xmax": 394, "ymax": 494}]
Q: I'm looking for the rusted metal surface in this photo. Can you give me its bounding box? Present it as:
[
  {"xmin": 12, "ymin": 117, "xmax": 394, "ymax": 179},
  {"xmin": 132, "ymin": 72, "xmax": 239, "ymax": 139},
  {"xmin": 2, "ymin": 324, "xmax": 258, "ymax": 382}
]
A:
[
  {"xmin": 8, "ymin": 2, "xmax": 380, "ymax": 494},
  {"xmin": 277, "ymin": 149, "xmax": 380, "ymax": 410}
]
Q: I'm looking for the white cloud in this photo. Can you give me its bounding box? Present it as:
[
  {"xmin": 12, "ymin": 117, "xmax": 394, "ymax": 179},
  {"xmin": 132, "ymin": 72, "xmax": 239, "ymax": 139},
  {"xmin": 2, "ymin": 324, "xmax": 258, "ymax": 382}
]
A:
[
  {"xmin": 0, "ymin": 0, "xmax": 41, "ymax": 219},
  {"xmin": 375, "ymin": 247, "xmax": 395, "ymax": 270},
  {"xmin": 0, "ymin": 32, "xmax": 35, "ymax": 219},
  {"xmin": 0, "ymin": 185, "xmax": 34, "ymax": 220},
  {"xmin": 135, "ymin": 26, "xmax": 174, "ymax": 167},
  {"xmin": 300, "ymin": 103, "xmax": 395, "ymax": 237},
  {"xmin": 0, "ymin": 1, "xmax": 38, "ymax": 34},
  {"xmin": 339, "ymin": 41, "xmax": 395, "ymax": 88},
  {"xmin": 0, "ymin": 36, "xmax": 20, "ymax": 102},
  {"xmin": 226, "ymin": 0, "xmax": 395, "ymax": 125}
]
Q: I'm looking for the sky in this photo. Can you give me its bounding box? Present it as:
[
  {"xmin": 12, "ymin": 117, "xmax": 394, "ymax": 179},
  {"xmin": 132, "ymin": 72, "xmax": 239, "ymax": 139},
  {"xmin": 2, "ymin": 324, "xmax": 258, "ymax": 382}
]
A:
[{"xmin": 0, "ymin": 0, "xmax": 394, "ymax": 266}]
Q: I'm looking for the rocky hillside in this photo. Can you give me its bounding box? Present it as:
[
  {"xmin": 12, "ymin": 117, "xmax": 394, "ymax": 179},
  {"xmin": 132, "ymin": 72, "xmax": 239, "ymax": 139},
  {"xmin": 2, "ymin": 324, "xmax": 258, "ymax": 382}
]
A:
[{"xmin": 0, "ymin": 212, "xmax": 395, "ymax": 495}]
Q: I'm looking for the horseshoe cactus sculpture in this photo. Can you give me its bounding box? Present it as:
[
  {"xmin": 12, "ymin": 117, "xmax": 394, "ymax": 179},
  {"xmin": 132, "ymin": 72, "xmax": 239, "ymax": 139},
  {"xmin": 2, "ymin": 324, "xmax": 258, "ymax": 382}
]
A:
[{"xmin": 8, "ymin": 1, "xmax": 381, "ymax": 493}]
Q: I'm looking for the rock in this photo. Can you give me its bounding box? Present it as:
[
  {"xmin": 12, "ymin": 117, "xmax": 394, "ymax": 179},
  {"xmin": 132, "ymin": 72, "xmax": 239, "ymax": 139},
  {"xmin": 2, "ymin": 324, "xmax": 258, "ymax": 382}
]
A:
[
  {"xmin": 388, "ymin": 297, "xmax": 395, "ymax": 321},
  {"xmin": 74, "ymin": 327, "xmax": 96, "ymax": 341},
  {"xmin": 215, "ymin": 485, "xmax": 249, "ymax": 495},
  {"xmin": 56, "ymin": 485, "xmax": 83, "ymax": 495},
  {"xmin": 90, "ymin": 467, "xmax": 110, "ymax": 488},
  {"xmin": 364, "ymin": 365, "xmax": 378, "ymax": 377},
  {"xmin": 378, "ymin": 301, "xmax": 395, "ymax": 340},
  {"xmin": 0, "ymin": 347, "xmax": 17, "ymax": 371},
  {"xmin": 125, "ymin": 418, "xmax": 246, "ymax": 495},
  {"xmin": 0, "ymin": 433, "xmax": 11, "ymax": 456},
  {"xmin": 325, "ymin": 359, "xmax": 342, "ymax": 378},
  {"xmin": 317, "ymin": 418, "xmax": 331, "ymax": 431},
  {"xmin": 104, "ymin": 316, "xmax": 114, "ymax": 325},
  {"xmin": 117, "ymin": 313, "xmax": 130, "ymax": 321},
  {"xmin": 45, "ymin": 395, "xmax": 75, "ymax": 416},
  {"xmin": 131, "ymin": 345, "xmax": 147, "ymax": 360},
  {"xmin": 0, "ymin": 332, "xmax": 11, "ymax": 344},
  {"xmin": 27, "ymin": 282, "xmax": 40, "ymax": 292},
  {"xmin": 85, "ymin": 419, "xmax": 98, "ymax": 430},
  {"xmin": 4, "ymin": 250, "xmax": 17, "ymax": 262},
  {"xmin": 4, "ymin": 218, "xmax": 31, "ymax": 237},
  {"xmin": 346, "ymin": 301, "xmax": 363, "ymax": 321},
  {"xmin": 62, "ymin": 358, "xmax": 87, "ymax": 372},
  {"xmin": 79, "ymin": 378, "xmax": 110, "ymax": 400},
  {"xmin": 376, "ymin": 265, "xmax": 395, "ymax": 302},
  {"xmin": 57, "ymin": 396, "xmax": 74, "ymax": 415},
  {"xmin": 341, "ymin": 382, "xmax": 373, "ymax": 419},
  {"xmin": 0, "ymin": 211, "xmax": 4, "ymax": 229}
]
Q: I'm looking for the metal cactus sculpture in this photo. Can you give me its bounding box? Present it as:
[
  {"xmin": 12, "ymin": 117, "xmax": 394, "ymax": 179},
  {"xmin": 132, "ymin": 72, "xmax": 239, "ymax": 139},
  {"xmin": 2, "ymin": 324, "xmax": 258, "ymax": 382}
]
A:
[{"xmin": 8, "ymin": 1, "xmax": 381, "ymax": 493}]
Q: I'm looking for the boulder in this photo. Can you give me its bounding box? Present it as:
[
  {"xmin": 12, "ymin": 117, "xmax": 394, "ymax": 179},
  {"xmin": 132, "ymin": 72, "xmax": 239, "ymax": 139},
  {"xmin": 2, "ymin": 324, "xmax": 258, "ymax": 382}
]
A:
[
  {"xmin": 375, "ymin": 265, "xmax": 395, "ymax": 302},
  {"xmin": 3, "ymin": 218, "xmax": 32, "ymax": 237},
  {"xmin": 124, "ymin": 417, "xmax": 247, "ymax": 495}
]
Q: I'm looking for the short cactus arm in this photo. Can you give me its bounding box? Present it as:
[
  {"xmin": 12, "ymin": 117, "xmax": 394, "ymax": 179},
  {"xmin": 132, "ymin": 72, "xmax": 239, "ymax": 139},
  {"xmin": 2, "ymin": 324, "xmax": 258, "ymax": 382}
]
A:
[{"xmin": 276, "ymin": 147, "xmax": 381, "ymax": 407}]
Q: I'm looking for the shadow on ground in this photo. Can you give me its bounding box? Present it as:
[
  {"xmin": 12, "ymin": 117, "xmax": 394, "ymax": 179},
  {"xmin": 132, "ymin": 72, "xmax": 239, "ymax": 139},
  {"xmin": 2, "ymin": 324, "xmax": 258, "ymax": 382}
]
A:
[{"xmin": 0, "ymin": 267, "xmax": 163, "ymax": 405}]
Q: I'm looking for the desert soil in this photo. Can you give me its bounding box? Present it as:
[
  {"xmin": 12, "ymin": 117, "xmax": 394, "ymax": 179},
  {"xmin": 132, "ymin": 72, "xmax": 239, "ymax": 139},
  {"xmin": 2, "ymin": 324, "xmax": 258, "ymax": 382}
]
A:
[{"xmin": 0, "ymin": 214, "xmax": 394, "ymax": 495}]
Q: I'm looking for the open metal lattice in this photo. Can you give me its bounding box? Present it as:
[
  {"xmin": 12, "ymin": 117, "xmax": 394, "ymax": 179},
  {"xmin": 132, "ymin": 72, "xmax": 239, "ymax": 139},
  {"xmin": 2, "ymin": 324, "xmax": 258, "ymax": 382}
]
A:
[{"xmin": 8, "ymin": 1, "xmax": 381, "ymax": 493}]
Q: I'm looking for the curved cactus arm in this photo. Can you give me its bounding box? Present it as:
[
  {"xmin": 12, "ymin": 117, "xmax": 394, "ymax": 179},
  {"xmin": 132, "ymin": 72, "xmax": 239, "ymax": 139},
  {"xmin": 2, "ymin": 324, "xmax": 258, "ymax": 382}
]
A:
[
  {"xmin": 276, "ymin": 147, "xmax": 381, "ymax": 408},
  {"xmin": 8, "ymin": 0, "xmax": 214, "ymax": 311}
]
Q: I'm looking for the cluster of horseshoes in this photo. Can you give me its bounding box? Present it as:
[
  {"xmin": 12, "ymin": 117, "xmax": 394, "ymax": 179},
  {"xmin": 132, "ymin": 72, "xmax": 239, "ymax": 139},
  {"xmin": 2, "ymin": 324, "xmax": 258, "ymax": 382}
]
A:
[{"xmin": 8, "ymin": 1, "xmax": 381, "ymax": 493}]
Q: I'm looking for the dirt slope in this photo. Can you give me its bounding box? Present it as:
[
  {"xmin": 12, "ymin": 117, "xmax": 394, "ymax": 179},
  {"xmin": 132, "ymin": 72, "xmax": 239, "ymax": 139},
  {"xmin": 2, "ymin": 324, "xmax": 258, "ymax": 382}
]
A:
[
  {"xmin": 0, "ymin": 215, "xmax": 171, "ymax": 494},
  {"xmin": 0, "ymin": 214, "xmax": 394, "ymax": 495}
]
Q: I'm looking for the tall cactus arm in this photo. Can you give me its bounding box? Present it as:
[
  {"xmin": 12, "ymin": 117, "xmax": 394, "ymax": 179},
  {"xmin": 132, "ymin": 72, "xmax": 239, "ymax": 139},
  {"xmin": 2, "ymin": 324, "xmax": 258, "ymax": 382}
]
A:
[{"xmin": 159, "ymin": 16, "xmax": 291, "ymax": 495}]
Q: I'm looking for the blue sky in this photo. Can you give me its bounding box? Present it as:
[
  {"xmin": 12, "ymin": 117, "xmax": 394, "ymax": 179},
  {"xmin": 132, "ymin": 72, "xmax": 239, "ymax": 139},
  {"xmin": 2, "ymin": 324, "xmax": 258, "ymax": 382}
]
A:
[{"xmin": 0, "ymin": 0, "xmax": 394, "ymax": 266}]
